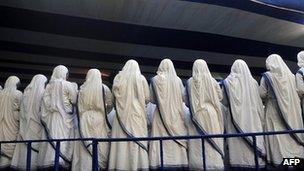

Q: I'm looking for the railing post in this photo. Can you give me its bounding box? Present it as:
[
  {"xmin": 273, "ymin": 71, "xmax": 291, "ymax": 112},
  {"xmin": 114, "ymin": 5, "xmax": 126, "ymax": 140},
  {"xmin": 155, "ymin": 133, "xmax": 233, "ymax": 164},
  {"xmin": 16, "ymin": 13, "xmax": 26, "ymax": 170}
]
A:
[
  {"xmin": 159, "ymin": 140, "xmax": 164, "ymax": 171},
  {"xmin": 201, "ymin": 138, "xmax": 206, "ymax": 171},
  {"xmin": 252, "ymin": 136, "xmax": 260, "ymax": 171},
  {"xmin": 92, "ymin": 139, "xmax": 98, "ymax": 171},
  {"xmin": 26, "ymin": 142, "xmax": 32, "ymax": 171},
  {"xmin": 54, "ymin": 141, "xmax": 60, "ymax": 171}
]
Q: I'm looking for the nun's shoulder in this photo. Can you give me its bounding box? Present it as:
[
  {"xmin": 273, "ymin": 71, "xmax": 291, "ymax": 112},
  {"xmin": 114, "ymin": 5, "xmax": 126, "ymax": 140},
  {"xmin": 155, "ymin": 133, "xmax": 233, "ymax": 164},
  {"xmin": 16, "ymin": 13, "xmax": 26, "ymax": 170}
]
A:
[
  {"xmin": 102, "ymin": 83, "xmax": 110, "ymax": 90},
  {"xmin": 177, "ymin": 76, "xmax": 183, "ymax": 83},
  {"xmin": 15, "ymin": 90, "xmax": 23, "ymax": 98},
  {"xmin": 63, "ymin": 81, "xmax": 78, "ymax": 91},
  {"xmin": 187, "ymin": 77, "xmax": 193, "ymax": 83}
]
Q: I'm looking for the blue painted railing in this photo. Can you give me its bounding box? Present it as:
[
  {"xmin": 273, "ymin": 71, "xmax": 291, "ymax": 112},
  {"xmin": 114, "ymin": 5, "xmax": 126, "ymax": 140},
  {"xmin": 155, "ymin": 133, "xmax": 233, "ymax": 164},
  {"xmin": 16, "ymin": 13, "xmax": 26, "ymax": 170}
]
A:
[{"xmin": 1, "ymin": 129, "xmax": 304, "ymax": 171}]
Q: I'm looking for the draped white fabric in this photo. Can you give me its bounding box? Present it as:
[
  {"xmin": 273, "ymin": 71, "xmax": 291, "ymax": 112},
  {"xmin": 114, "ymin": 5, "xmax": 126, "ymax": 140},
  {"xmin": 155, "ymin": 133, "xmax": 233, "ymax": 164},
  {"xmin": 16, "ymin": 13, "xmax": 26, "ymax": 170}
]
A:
[
  {"xmin": 11, "ymin": 74, "xmax": 47, "ymax": 170},
  {"xmin": 72, "ymin": 69, "xmax": 113, "ymax": 171},
  {"xmin": 223, "ymin": 60, "xmax": 266, "ymax": 167},
  {"xmin": 37, "ymin": 65, "xmax": 78, "ymax": 169},
  {"xmin": 149, "ymin": 59, "xmax": 188, "ymax": 169},
  {"xmin": 0, "ymin": 76, "xmax": 22, "ymax": 168},
  {"xmin": 108, "ymin": 60, "xmax": 150, "ymax": 171},
  {"xmin": 296, "ymin": 51, "xmax": 304, "ymax": 125},
  {"xmin": 186, "ymin": 59, "xmax": 224, "ymax": 170},
  {"xmin": 260, "ymin": 54, "xmax": 304, "ymax": 165}
]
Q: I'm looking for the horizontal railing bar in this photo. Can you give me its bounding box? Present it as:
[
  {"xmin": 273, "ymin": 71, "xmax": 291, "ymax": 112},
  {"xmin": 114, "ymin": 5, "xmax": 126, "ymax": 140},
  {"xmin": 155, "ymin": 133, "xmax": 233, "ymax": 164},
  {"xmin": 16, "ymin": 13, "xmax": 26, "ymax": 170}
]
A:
[{"xmin": 1, "ymin": 129, "xmax": 304, "ymax": 143}]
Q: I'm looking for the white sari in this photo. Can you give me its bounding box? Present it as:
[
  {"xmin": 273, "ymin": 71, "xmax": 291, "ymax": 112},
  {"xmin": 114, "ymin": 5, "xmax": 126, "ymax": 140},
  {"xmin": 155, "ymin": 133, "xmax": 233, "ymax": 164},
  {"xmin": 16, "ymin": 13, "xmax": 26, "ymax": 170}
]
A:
[
  {"xmin": 72, "ymin": 69, "xmax": 113, "ymax": 171},
  {"xmin": 0, "ymin": 76, "xmax": 22, "ymax": 168},
  {"xmin": 296, "ymin": 51, "xmax": 304, "ymax": 121},
  {"xmin": 260, "ymin": 54, "xmax": 304, "ymax": 165},
  {"xmin": 149, "ymin": 59, "xmax": 188, "ymax": 170},
  {"xmin": 108, "ymin": 60, "xmax": 150, "ymax": 171},
  {"xmin": 223, "ymin": 60, "xmax": 266, "ymax": 168},
  {"xmin": 11, "ymin": 74, "xmax": 47, "ymax": 170},
  {"xmin": 186, "ymin": 59, "xmax": 224, "ymax": 171},
  {"xmin": 37, "ymin": 65, "xmax": 78, "ymax": 169}
]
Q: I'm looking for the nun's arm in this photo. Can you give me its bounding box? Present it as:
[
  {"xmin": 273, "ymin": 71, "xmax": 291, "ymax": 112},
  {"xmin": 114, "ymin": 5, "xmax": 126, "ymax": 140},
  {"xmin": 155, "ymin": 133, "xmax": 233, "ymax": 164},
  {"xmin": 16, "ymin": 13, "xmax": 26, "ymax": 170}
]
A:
[
  {"xmin": 142, "ymin": 76, "xmax": 150, "ymax": 104},
  {"xmin": 221, "ymin": 87, "xmax": 228, "ymax": 107},
  {"xmin": 181, "ymin": 81, "xmax": 186, "ymax": 103},
  {"xmin": 149, "ymin": 84, "xmax": 156, "ymax": 104},
  {"xmin": 183, "ymin": 88, "xmax": 189, "ymax": 107},
  {"xmin": 296, "ymin": 73, "xmax": 304, "ymax": 97},
  {"xmin": 68, "ymin": 82, "xmax": 78, "ymax": 105},
  {"xmin": 214, "ymin": 79, "xmax": 223, "ymax": 101},
  {"xmin": 259, "ymin": 77, "xmax": 268, "ymax": 99},
  {"xmin": 13, "ymin": 91, "xmax": 23, "ymax": 121},
  {"xmin": 103, "ymin": 84, "xmax": 114, "ymax": 114}
]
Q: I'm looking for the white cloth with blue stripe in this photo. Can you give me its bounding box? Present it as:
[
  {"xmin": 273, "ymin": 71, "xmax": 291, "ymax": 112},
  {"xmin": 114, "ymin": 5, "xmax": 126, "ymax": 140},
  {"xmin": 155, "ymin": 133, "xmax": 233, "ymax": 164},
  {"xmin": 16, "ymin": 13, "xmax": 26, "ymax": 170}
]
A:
[
  {"xmin": 186, "ymin": 59, "xmax": 224, "ymax": 171},
  {"xmin": 108, "ymin": 60, "xmax": 150, "ymax": 171},
  {"xmin": 224, "ymin": 60, "xmax": 266, "ymax": 168},
  {"xmin": 260, "ymin": 54, "xmax": 304, "ymax": 165},
  {"xmin": 72, "ymin": 69, "xmax": 113, "ymax": 171},
  {"xmin": 37, "ymin": 65, "xmax": 78, "ymax": 169},
  {"xmin": 149, "ymin": 59, "xmax": 188, "ymax": 169}
]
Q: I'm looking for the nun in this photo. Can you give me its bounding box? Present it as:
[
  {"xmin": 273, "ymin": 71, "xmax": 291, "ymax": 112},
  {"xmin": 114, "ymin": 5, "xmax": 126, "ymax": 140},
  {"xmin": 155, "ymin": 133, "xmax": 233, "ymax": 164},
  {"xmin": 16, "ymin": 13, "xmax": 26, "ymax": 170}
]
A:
[
  {"xmin": 0, "ymin": 76, "xmax": 22, "ymax": 169},
  {"xmin": 260, "ymin": 54, "xmax": 304, "ymax": 166},
  {"xmin": 186, "ymin": 59, "xmax": 224, "ymax": 171},
  {"xmin": 108, "ymin": 60, "xmax": 150, "ymax": 171},
  {"xmin": 72, "ymin": 69, "xmax": 113, "ymax": 171},
  {"xmin": 149, "ymin": 59, "xmax": 188, "ymax": 170},
  {"xmin": 296, "ymin": 51, "xmax": 304, "ymax": 120},
  {"xmin": 222, "ymin": 60, "xmax": 266, "ymax": 169},
  {"xmin": 37, "ymin": 65, "xmax": 78, "ymax": 170},
  {"xmin": 11, "ymin": 75, "xmax": 47, "ymax": 170}
]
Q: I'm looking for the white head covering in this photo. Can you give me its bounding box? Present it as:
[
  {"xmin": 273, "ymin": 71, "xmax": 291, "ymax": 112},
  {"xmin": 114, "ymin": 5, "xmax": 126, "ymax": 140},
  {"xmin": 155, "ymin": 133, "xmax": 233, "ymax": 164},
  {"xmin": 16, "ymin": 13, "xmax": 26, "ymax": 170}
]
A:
[
  {"xmin": 4, "ymin": 76, "xmax": 20, "ymax": 91},
  {"xmin": 188, "ymin": 59, "xmax": 223, "ymax": 132},
  {"xmin": 50, "ymin": 65, "xmax": 68, "ymax": 82},
  {"xmin": 113, "ymin": 60, "xmax": 148, "ymax": 138},
  {"xmin": 265, "ymin": 54, "xmax": 303, "ymax": 135},
  {"xmin": 20, "ymin": 74, "xmax": 47, "ymax": 139},
  {"xmin": 43, "ymin": 65, "xmax": 69, "ymax": 112},
  {"xmin": 297, "ymin": 51, "xmax": 304, "ymax": 68},
  {"xmin": 266, "ymin": 54, "xmax": 293, "ymax": 76},
  {"xmin": 79, "ymin": 69, "xmax": 104, "ymax": 111},
  {"xmin": 113, "ymin": 60, "xmax": 142, "ymax": 96},
  {"xmin": 152, "ymin": 59, "xmax": 187, "ymax": 144},
  {"xmin": 22, "ymin": 75, "xmax": 47, "ymax": 115}
]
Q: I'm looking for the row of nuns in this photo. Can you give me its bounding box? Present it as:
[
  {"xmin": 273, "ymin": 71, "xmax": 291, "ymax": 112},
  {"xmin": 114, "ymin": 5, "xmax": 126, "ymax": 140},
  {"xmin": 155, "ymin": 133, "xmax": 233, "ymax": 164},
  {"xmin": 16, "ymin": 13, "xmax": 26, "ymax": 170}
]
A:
[{"xmin": 1, "ymin": 52, "xmax": 304, "ymax": 171}]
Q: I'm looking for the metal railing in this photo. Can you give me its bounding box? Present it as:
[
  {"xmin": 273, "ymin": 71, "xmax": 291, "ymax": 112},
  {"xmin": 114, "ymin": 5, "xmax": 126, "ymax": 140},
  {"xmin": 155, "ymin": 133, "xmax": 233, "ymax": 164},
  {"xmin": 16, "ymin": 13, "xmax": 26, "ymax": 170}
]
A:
[{"xmin": 1, "ymin": 129, "xmax": 304, "ymax": 171}]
